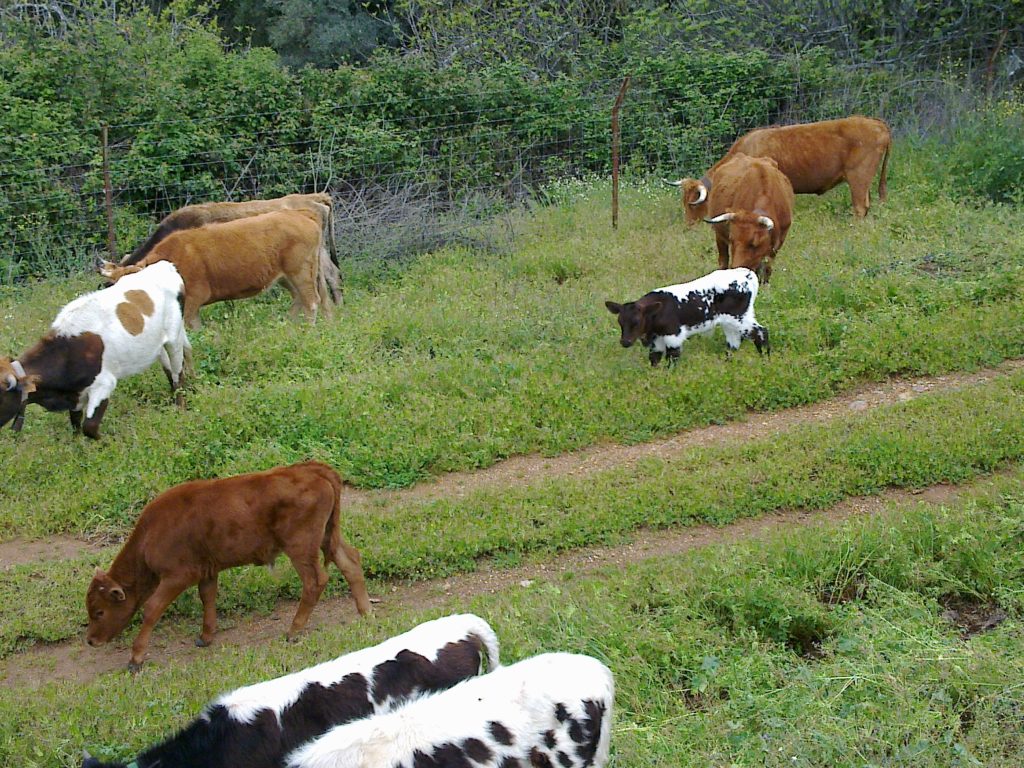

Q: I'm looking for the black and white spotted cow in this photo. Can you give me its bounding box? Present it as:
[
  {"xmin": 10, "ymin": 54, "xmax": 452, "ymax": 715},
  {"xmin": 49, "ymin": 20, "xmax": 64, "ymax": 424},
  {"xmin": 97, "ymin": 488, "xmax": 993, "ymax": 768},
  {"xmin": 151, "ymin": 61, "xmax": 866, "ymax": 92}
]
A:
[
  {"xmin": 81, "ymin": 614, "xmax": 499, "ymax": 768},
  {"xmin": 605, "ymin": 267, "xmax": 769, "ymax": 366},
  {"xmin": 285, "ymin": 653, "xmax": 614, "ymax": 768}
]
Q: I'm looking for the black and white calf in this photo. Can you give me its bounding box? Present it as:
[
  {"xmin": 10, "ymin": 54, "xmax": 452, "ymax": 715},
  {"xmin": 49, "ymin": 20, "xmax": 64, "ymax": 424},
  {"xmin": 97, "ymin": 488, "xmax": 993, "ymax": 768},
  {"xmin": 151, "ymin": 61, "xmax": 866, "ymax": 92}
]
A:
[
  {"xmin": 81, "ymin": 614, "xmax": 499, "ymax": 768},
  {"xmin": 605, "ymin": 267, "xmax": 768, "ymax": 366},
  {"xmin": 285, "ymin": 653, "xmax": 614, "ymax": 768}
]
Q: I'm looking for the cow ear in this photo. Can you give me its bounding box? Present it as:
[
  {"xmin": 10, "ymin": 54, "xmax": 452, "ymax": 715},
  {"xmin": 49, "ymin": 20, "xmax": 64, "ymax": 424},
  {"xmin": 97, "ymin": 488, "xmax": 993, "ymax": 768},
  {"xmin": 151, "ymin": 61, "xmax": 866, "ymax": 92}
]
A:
[
  {"xmin": 605, "ymin": 301, "xmax": 622, "ymax": 315},
  {"xmin": 644, "ymin": 300, "xmax": 663, "ymax": 315}
]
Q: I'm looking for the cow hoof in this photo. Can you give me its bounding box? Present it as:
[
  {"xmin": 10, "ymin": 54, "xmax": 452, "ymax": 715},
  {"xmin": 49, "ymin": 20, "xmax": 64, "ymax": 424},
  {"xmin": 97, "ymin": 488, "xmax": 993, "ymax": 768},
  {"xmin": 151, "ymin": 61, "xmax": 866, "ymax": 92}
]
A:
[
  {"xmin": 83, "ymin": 428, "xmax": 101, "ymax": 440},
  {"xmin": 195, "ymin": 637, "xmax": 210, "ymax": 648},
  {"xmin": 127, "ymin": 661, "xmax": 143, "ymax": 674}
]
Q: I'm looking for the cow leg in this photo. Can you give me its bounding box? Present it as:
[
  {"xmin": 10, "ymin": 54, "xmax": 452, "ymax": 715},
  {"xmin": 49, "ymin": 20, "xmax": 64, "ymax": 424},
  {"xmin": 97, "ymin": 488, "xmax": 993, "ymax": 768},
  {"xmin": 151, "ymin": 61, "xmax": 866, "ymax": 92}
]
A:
[
  {"xmin": 326, "ymin": 536, "xmax": 371, "ymax": 616},
  {"xmin": 129, "ymin": 577, "xmax": 192, "ymax": 670},
  {"xmin": 715, "ymin": 234, "xmax": 730, "ymax": 270},
  {"xmin": 285, "ymin": 555, "xmax": 329, "ymax": 639},
  {"xmin": 69, "ymin": 409, "xmax": 83, "ymax": 433},
  {"xmin": 648, "ymin": 336, "xmax": 667, "ymax": 367},
  {"xmin": 82, "ymin": 399, "xmax": 110, "ymax": 440},
  {"xmin": 724, "ymin": 326, "xmax": 742, "ymax": 357},
  {"xmin": 286, "ymin": 268, "xmax": 320, "ymax": 324},
  {"xmin": 665, "ymin": 346, "xmax": 682, "ymax": 367},
  {"xmin": 847, "ymin": 167, "xmax": 872, "ymax": 218},
  {"xmin": 196, "ymin": 577, "xmax": 218, "ymax": 647},
  {"xmin": 82, "ymin": 375, "xmax": 115, "ymax": 438},
  {"xmin": 184, "ymin": 292, "xmax": 207, "ymax": 331}
]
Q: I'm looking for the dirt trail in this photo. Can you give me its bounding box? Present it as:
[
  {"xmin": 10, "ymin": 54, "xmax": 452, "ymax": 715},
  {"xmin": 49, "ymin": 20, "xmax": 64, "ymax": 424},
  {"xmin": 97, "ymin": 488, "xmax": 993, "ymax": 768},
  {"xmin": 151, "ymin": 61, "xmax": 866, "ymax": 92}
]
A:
[
  {"xmin": 0, "ymin": 474, "xmax": 990, "ymax": 690},
  {"xmin": 3, "ymin": 358, "xmax": 1020, "ymax": 572},
  {"xmin": 1, "ymin": 360, "xmax": 1020, "ymax": 689}
]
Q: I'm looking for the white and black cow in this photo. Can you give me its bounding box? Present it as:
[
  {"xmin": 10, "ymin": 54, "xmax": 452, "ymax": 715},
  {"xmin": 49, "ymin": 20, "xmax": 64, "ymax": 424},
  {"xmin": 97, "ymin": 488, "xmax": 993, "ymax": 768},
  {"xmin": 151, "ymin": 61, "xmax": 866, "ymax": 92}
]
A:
[
  {"xmin": 81, "ymin": 614, "xmax": 499, "ymax": 768},
  {"xmin": 285, "ymin": 653, "xmax": 614, "ymax": 768},
  {"xmin": 605, "ymin": 267, "xmax": 769, "ymax": 366},
  {"xmin": 0, "ymin": 260, "xmax": 190, "ymax": 438}
]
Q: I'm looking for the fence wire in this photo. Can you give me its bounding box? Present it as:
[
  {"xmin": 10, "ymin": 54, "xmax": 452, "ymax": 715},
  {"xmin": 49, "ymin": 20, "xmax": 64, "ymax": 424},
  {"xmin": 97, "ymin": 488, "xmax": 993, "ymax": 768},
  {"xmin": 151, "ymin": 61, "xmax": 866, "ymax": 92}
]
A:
[{"xmin": 0, "ymin": 58, "xmax": 1017, "ymax": 283}]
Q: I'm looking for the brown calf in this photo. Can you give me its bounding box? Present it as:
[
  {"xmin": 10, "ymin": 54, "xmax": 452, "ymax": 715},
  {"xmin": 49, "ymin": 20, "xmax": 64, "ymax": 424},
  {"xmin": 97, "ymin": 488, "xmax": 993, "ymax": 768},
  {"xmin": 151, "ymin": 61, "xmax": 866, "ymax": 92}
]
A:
[
  {"xmin": 702, "ymin": 153, "xmax": 794, "ymax": 284},
  {"xmin": 85, "ymin": 461, "xmax": 371, "ymax": 669},
  {"xmin": 101, "ymin": 209, "xmax": 333, "ymax": 329},
  {"xmin": 669, "ymin": 115, "xmax": 891, "ymax": 220}
]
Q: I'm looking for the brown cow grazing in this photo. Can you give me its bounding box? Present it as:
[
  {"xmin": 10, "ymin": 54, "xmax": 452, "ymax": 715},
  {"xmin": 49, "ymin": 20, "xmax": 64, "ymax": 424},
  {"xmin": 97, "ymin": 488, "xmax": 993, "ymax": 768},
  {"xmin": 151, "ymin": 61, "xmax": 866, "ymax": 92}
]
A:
[
  {"xmin": 100, "ymin": 209, "xmax": 333, "ymax": 329},
  {"xmin": 85, "ymin": 461, "xmax": 371, "ymax": 670},
  {"xmin": 121, "ymin": 192, "xmax": 342, "ymax": 305},
  {"xmin": 667, "ymin": 115, "xmax": 891, "ymax": 220},
  {"xmin": 702, "ymin": 153, "xmax": 794, "ymax": 284}
]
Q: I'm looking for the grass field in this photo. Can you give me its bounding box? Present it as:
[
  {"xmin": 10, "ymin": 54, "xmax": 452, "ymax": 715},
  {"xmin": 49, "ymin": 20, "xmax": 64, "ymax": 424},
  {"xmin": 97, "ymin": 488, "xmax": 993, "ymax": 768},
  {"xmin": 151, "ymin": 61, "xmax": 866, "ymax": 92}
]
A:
[
  {"xmin": 1, "ymin": 143, "xmax": 1023, "ymax": 766},
  {"xmin": 0, "ymin": 470, "xmax": 1021, "ymax": 767},
  {"xmin": 2, "ymin": 150, "xmax": 1024, "ymax": 536}
]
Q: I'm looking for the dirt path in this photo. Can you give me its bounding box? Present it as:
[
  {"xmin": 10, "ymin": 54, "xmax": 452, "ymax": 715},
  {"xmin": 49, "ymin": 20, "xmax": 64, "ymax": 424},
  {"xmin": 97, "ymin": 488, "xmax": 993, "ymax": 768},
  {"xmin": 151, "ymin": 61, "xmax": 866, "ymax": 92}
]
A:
[
  {"xmin": 1, "ymin": 360, "xmax": 1021, "ymax": 689},
  {"xmin": 3, "ymin": 358, "xmax": 1021, "ymax": 572},
  {"xmin": 0, "ymin": 470, "xmax": 1002, "ymax": 690}
]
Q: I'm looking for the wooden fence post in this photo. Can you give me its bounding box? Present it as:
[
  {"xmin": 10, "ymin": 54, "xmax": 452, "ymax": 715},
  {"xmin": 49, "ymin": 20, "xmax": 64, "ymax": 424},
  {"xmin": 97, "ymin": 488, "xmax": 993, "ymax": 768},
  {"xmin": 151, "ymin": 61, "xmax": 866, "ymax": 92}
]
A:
[
  {"xmin": 101, "ymin": 123, "xmax": 117, "ymax": 262},
  {"xmin": 611, "ymin": 75, "xmax": 631, "ymax": 230}
]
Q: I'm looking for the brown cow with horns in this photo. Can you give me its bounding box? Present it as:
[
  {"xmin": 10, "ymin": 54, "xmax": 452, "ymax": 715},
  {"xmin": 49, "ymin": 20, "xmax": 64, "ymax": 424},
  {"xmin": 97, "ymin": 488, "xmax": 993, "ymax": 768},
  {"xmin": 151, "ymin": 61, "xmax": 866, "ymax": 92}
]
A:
[
  {"xmin": 700, "ymin": 153, "xmax": 794, "ymax": 284},
  {"xmin": 668, "ymin": 116, "xmax": 891, "ymax": 221},
  {"xmin": 85, "ymin": 461, "xmax": 371, "ymax": 670}
]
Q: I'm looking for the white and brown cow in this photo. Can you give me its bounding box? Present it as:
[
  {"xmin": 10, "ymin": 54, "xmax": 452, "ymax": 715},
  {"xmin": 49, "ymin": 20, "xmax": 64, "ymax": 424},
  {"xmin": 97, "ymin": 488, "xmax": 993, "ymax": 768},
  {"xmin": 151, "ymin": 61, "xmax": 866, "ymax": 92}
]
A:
[
  {"xmin": 285, "ymin": 653, "xmax": 614, "ymax": 768},
  {"xmin": 1, "ymin": 261, "xmax": 190, "ymax": 439},
  {"xmin": 81, "ymin": 614, "xmax": 500, "ymax": 768}
]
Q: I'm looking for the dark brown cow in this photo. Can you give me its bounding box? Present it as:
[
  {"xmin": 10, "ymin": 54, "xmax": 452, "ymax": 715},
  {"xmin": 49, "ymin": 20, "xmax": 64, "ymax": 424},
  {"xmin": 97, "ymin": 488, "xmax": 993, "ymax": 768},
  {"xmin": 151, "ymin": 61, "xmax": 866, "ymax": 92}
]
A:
[
  {"xmin": 702, "ymin": 153, "xmax": 794, "ymax": 284},
  {"xmin": 101, "ymin": 209, "xmax": 333, "ymax": 329},
  {"xmin": 668, "ymin": 116, "xmax": 891, "ymax": 220},
  {"xmin": 85, "ymin": 461, "xmax": 371, "ymax": 669}
]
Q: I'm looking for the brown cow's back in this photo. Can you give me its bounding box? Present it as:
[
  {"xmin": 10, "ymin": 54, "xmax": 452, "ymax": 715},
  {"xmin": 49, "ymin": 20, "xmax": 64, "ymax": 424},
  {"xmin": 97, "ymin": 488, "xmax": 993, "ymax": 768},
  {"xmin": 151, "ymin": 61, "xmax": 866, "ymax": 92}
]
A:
[
  {"xmin": 122, "ymin": 193, "xmax": 334, "ymax": 267},
  {"xmin": 133, "ymin": 460, "xmax": 339, "ymax": 574},
  {"xmin": 128, "ymin": 209, "xmax": 326, "ymax": 327},
  {"xmin": 721, "ymin": 116, "xmax": 891, "ymax": 198}
]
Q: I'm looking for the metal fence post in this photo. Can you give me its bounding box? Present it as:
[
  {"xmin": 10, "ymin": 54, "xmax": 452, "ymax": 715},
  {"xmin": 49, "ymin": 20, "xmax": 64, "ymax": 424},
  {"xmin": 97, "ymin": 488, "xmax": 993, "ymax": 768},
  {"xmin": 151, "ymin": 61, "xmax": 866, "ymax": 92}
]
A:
[
  {"xmin": 611, "ymin": 75, "xmax": 631, "ymax": 230},
  {"xmin": 102, "ymin": 123, "xmax": 117, "ymax": 263}
]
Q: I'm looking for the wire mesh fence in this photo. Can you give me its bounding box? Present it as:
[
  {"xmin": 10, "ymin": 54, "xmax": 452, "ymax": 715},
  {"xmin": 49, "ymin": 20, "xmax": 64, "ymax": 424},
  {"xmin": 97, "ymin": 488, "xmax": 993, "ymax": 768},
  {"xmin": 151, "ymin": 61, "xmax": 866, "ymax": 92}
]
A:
[{"xmin": 0, "ymin": 49, "xmax": 1017, "ymax": 284}]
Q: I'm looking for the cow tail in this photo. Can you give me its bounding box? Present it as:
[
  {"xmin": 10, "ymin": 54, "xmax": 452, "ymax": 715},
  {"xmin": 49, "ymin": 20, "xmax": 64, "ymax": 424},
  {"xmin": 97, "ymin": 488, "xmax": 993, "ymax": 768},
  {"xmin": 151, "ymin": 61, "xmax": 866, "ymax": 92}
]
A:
[{"xmin": 877, "ymin": 134, "xmax": 891, "ymax": 204}]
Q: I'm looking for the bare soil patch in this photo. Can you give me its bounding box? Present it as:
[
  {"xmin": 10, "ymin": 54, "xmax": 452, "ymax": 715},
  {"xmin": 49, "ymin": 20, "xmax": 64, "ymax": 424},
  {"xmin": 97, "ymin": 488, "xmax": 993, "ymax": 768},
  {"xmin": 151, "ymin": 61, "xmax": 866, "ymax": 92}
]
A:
[
  {"xmin": 4, "ymin": 360, "xmax": 1020, "ymax": 574},
  {"xmin": 940, "ymin": 594, "xmax": 1009, "ymax": 638},
  {"xmin": 0, "ymin": 473, "xmax": 1005, "ymax": 690}
]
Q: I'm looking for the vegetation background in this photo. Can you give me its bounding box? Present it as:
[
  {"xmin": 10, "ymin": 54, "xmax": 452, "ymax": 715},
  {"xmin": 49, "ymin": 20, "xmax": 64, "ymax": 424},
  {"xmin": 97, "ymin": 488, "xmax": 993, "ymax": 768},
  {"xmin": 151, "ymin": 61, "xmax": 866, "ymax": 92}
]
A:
[
  {"xmin": 1, "ymin": 2, "xmax": 1023, "ymax": 767},
  {"xmin": 1, "ymin": 0, "xmax": 1022, "ymax": 279}
]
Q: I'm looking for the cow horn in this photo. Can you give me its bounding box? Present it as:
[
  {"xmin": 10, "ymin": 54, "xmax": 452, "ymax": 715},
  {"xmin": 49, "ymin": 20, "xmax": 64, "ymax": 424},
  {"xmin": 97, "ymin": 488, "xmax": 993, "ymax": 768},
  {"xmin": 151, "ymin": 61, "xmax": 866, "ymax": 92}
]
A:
[
  {"xmin": 757, "ymin": 215, "xmax": 775, "ymax": 231},
  {"xmin": 3, "ymin": 374, "xmax": 15, "ymax": 391},
  {"xmin": 662, "ymin": 178, "xmax": 683, "ymax": 187},
  {"xmin": 690, "ymin": 183, "xmax": 708, "ymax": 205},
  {"xmin": 704, "ymin": 213, "xmax": 735, "ymax": 224}
]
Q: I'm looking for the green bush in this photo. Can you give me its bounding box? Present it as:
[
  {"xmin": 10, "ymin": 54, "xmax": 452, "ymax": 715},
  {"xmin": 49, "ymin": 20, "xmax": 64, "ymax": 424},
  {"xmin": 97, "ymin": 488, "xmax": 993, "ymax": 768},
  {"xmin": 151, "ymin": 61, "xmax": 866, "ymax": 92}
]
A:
[{"xmin": 946, "ymin": 100, "xmax": 1024, "ymax": 204}]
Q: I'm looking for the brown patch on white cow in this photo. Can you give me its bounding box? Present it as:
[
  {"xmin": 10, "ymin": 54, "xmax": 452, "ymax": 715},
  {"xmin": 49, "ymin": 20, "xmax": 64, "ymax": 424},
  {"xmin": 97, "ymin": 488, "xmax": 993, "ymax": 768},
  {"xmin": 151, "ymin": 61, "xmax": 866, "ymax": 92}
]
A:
[
  {"xmin": 124, "ymin": 289, "xmax": 155, "ymax": 317},
  {"xmin": 116, "ymin": 302, "xmax": 146, "ymax": 336}
]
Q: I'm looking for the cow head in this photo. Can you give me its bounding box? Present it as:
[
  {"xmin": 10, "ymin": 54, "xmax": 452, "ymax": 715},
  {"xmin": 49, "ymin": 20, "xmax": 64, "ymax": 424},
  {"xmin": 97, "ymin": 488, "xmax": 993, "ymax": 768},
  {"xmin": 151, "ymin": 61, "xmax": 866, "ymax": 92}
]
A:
[
  {"xmin": 704, "ymin": 211, "xmax": 775, "ymax": 272},
  {"xmin": 97, "ymin": 261, "xmax": 142, "ymax": 284},
  {"xmin": 85, "ymin": 568, "xmax": 139, "ymax": 646},
  {"xmin": 605, "ymin": 298, "xmax": 663, "ymax": 348},
  {"xmin": 664, "ymin": 178, "xmax": 709, "ymax": 226},
  {"xmin": 0, "ymin": 357, "xmax": 38, "ymax": 431}
]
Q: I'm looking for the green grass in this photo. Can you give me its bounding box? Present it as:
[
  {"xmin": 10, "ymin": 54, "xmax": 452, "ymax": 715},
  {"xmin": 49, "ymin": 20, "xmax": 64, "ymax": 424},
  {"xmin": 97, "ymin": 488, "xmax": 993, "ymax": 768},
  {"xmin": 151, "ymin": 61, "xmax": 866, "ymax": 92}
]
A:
[
  {"xmin": 2, "ymin": 151, "xmax": 1024, "ymax": 537},
  {"xmin": 1, "ymin": 468, "xmax": 1021, "ymax": 767},
  {"xmin": 1, "ymin": 370, "xmax": 1022, "ymax": 659}
]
